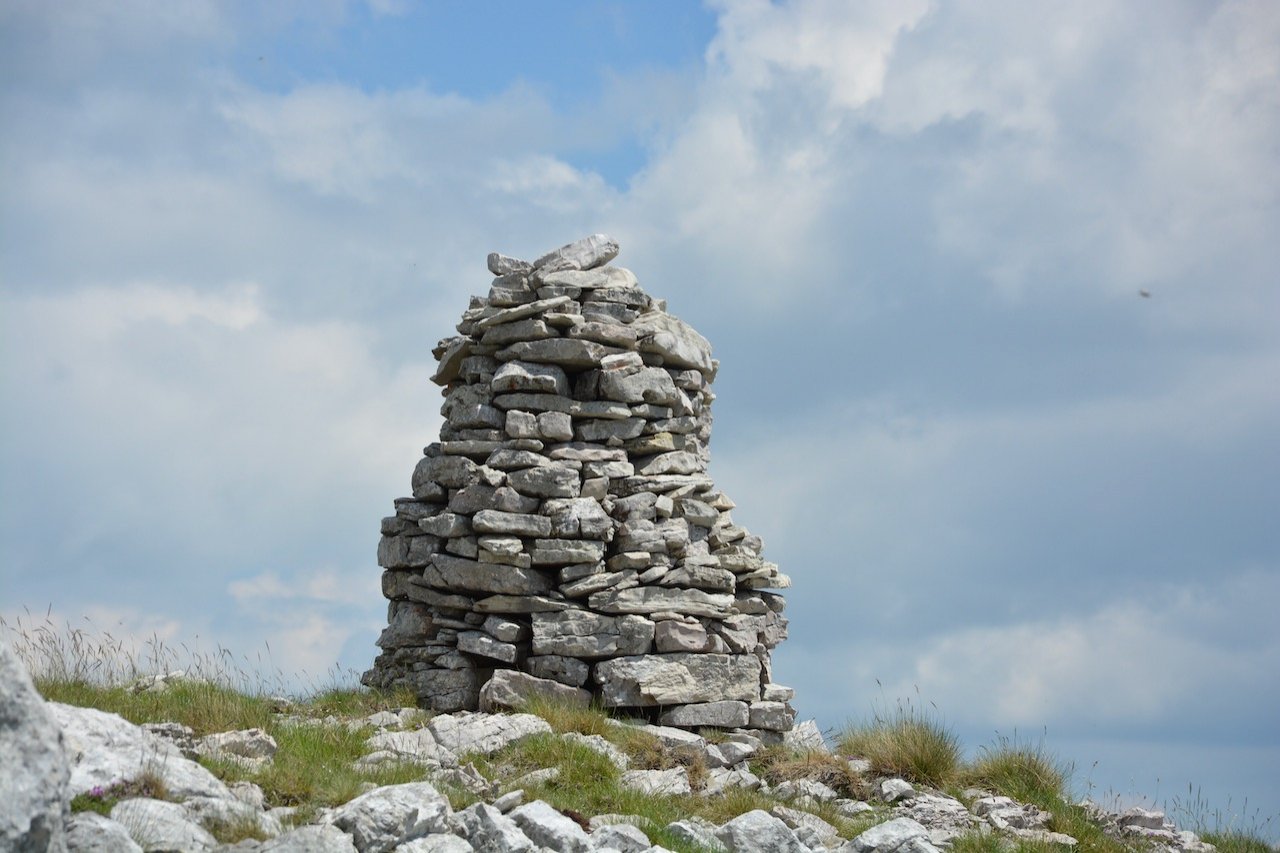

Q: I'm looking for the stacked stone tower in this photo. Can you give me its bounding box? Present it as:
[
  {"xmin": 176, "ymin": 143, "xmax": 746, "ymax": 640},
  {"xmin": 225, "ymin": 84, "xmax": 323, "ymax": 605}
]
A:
[{"xmin": 364, "ymin": 235, "xmax": 796, "ymax": 733}]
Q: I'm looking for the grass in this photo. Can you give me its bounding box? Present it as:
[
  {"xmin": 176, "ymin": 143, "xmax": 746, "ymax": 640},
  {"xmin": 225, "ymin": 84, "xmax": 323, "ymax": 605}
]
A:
[
  {"xmin": 6, "ymin": 614, "xmax": 1277, "ymax": 853},
  {"xmin": 836, "ymin": 697, "xmax": 963, "ymax": 788},
  {"xmin": 964, "ymin": 732, "xmax": 1069, "ymax": 806}
]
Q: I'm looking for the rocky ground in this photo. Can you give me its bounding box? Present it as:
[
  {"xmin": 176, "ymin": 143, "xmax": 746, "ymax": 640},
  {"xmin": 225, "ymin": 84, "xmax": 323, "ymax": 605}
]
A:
[{"xmin": 5, "ymin": 653, "xmax": 1226, "ymax": 853}]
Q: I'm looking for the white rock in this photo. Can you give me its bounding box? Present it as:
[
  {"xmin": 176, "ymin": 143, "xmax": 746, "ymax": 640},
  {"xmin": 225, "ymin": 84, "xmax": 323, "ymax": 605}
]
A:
[
  {"xmin": 260, "ymin": 824, "xmax": 360, "ymax": 852},
  {"xmin": 533, "ymin": 234, "xmax": 620, "ymax": 273},
  {"xmin": 778, "ymin": 717, "xmax": 829, "ymax": 753},
  {"xmin": 593, "ymin": 653, "xmax": 761, "ymax": 707},
  {"xmin": 395, "ymin": 834, "xmax": 476, "ymax": 852},
  {"xmin": 49, "ymin": 703, "xmax": 233, "ymax": 801},
  {"xmin": 619, "ymin": 768, "xmax": 691, "ymax": 796},
  {"xmin": 329, "ymin": 781, "xmax": 452, "ymax": 853},
  {"xmin": 665, "ymin": 817, "xmax": 725, "ymax": 852},
  {"xmin": 510, "ymin": 800, "xmax": 591, "ymax": 852},
  {"xmin": 110, "ymin": 799, "xmax": 217, "ymax": 852},
  {"xmin": 479, "ymin": 670, "xmax": 591, "ymax": 712},
  {"xmin": 427, "ymin": 712, "xmax": 551, "ymax": 757},
  {"xmin": 843, "ymin": 817, "xmax": 941, "ymax": 853},
  {"xmin": 715, "ymin": 810, "xmax": 810, "ymax": 853},
  {"xmin": 562, "ymin": 732, "xmax": 629, "ymax": 770},
  {"xmin": 366, "ymin": 729, "xmax": 455, "ymax": 769},
  {"xmin": 1, "ymin": 639, "xmax": 70, "ymax": 852},
  {"xmin": 64, "ymin": 811, "xmax": 142, "ymax": 853},
  {"xmin": 775, "ymin": 779, "xmax": 839, "ymax": 804},
  {"xmin": 590, "ymin": 821, "xmax": 652, "ymax": 852},
  {"xmin": 452, "ymin": 802, "xmax": 537, "ymax": 852},
  {"xmin": 880, "ymin": 778, "xmax": 916, "ymax": 803}
]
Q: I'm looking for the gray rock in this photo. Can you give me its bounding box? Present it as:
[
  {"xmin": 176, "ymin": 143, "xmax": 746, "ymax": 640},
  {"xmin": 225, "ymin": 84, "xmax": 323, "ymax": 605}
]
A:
[
  {"xmin": 842, "ymin": 817, "xmax": 940, "ymax": 853},
  {"xmin": 589, "ymin": 822, "xmax": 651, "ymax": 852},
  {"xmin": 532, "ymin": 611, "xmax": 655, "ymax": 658},
  {"xmin": 259, "ymin": 824, "xmax": 359, "ymax": 852},
  {"xmin": 658, "ymin": 701, "xmax": 749, "ymax": 728},
  {"xmin": 473, "ymin": 510, "xmax": 554, "ymax": 538},
  {"xmin": 702, "ymin": 766, "xmax": 763, "ymax": 795},
  {"xmin": 428, "ymin": 712, "xmax": 551, "ymax": 757},
  {"xmin": 1, "ymin": 639, "xmax": 70, "ymax": 853},
  {"xmin": 715, "ymin": 810, "xmax": 809, "ymax": 853},
  {"xmin": 182, "ymin": 794, "xmax": 283, "ymax": 839},
  {"xmin": 457, "ymin": 631, "xmax": 520, "ymax": 663},
  {"xmin": 64, "ymin": 812, "xmax": 141, "ymax": 853},
  {"xmin": 774, "ymin": 779, "xmax": 839, "ymax": 804},
  {"xmin": 588, "ymin": 587, "xmax": 733, "ymax": 619},
  {"xmin": 631, "ymin": 312, "xmax": 714, "ymax": 375},
  {"xmin": 533, "ymin": 234, "xmax": 620, "ymax": 273},
  {"xmin": 492, "ymin": 360, "xmax": 571, "ymax": 395},
  {"xmin": 452, "ymin": 802, "xmax": 537, "ymax": 852},
  {"xmin": 782, "ymin": 720, "xmax": 827, "ymax": 752},
  {"xmin": 110, "ymin": 799, "xmax": 216, "ymax": 852},
  {"xmin": 425, "ymin": 554, "xmax": 552, "ymax": 597},
  {"xmin": 195, "ymin": 728, "xmax": 277, "ymax": 769},
  {"xmin": 770, "ymin": 806, "xmax": 840, "ymax": 848},
  {"xmin": 478, "ymin": 670, "xmax": 591, "ymax": 712},
  {"xmin": 364, "ymin": 729, "xmax": 454, "ymax": 768},
  {"xmin": 499, "ymin": 339, "xmax": 625, "ymax": 370},
  {"xmin": 594, "ymin": 654, "xmax": 761, "ymax": 706},
  {"xmin": 50, "ymin": 703, "xmax": 232, "ymax": 801},
  {"xmin": 665, "ymin": 817, "xmax": 725, "ymax": 852},
  {"xmin": 653, "ymin": 620, "xmax": 713, "ymax": 653},
  {"xmin": 880, "ymin": 779, "xmax": 916, "ymax": 803},
  {"xmin": 329, "ymin": 781, "xmax": 452, "ymax": 853},
  {"xmin": 562, "ymin": 733, "xmax": 629, "ymax": 770},
  {"xmin": 509, "ymin": 800, "xmax": 591, "ymax": 852},
  {"xmin": 619, "ymin": 768, "xmax": 691, "ymax": 796},
  {"xmin": 392, "ymin": 834, "xmax": 475, "ymax": 852},
  {"xmin": 475, "ymin": 295, "xmax": 574, "ymax": 330},
  {"xmin": 524, "ymin": 655, "xmax": 590, "ymax": 687},
  {"xmin": 748, "ymin": 701, "xmax": 796, "ymax": 732}
]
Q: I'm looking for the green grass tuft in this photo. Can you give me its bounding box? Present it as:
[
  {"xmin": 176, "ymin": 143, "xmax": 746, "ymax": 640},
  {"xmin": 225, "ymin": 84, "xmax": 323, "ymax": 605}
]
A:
[
  {"xmin": 836, "ymin": 699, "xmax": 962, "ymax": 788},
  {"xmin": 964, "ymin": 733, "xmax": 1069, "ymax": 806}
]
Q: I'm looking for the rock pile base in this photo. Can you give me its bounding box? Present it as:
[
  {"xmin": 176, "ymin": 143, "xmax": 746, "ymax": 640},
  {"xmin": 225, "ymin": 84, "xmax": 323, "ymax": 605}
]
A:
[{"xmin": 363, "ymin": 234, "xmax": 795, "ymax": 733}]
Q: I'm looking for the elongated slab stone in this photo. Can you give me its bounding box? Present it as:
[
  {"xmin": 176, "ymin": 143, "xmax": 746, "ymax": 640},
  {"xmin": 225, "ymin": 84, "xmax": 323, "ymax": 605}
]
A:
[
  {"xmin": 531, "ymin": 611, "xmax": 654, "ymax": 658},
  {"xmin": 594, "ymin": 654, "xmax": 761, "ymax": 707},
  {"xmin": 424, "ymin": 554, "xmax": 552, "ymax": 597},
  {"xmin": 588, "ymin": 587, "xmax": 734, "ymax": 619}
]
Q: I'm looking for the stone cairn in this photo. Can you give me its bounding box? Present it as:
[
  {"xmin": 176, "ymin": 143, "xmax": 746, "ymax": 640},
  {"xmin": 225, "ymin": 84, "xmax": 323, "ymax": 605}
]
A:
[{"xmin": 363, "ymin": 234, "xmax": 796, "ymax": 734}]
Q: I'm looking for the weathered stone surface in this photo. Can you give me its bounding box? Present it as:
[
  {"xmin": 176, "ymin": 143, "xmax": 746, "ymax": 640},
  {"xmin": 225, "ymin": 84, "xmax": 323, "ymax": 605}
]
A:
[
  {"xmin": 658, "ymin": 701, "xmax": 749, "ymax": 728},
  {"xmin": 533, "ymin": 234, "xmax": 620, "ymax": 274},
  {"xmin": 64, "ymin": 811, "xmax": 143, "ymax": 853},
  {"xmin": 619, "ymin": 768, "xmax": 691, "ymax": 796},
  {"xmin": 594, "ymin": 654, "xmax": 761, "ymax": 707},
  {"xmin": 716, "ymin": 810, "xmax": 809, "ymax": 853},
  {"xmin": 425, "ymin": 555, "xmax": 552, "ymax": 597},
  {"xmin": 1, "ymin": 640, "xmax": 70, "ymax": 853},
  {"xmin": 261, "ymin": 824, "xmax": 360, "ymax": 852},
  {"xmin": 589, "ymin": 587, "xmax": 734, "ymax": 619},
  {"xmin": 631, "ymin": 312, "xmax": 715, "ymax": 375},
  {"xmin": 472, "ymin": 510, "xmax": 553, "ymax": 538},
  {"xmin": 50, "ymin": 703, "xmax": 232, "ymax": 801},
  {"xmin": 532, "ymin": 611, "xmax": 655, "ymax": 658},
  {"xmin": 452, "ymin": 802, "xmax": 536, "ymax": 852},
  {"xmin": 457, "ymin": 631, "xmax": 520, "ymax": 663},
  {"xmin": 524, "ymin": 655, "xmax": 590, "ymax": 687},
  {"xmin": 509, "ymin": 800, "xmax": 591, "ymax": 853},
  {"xmin": 478, "ymin": 670, "xmax": 591, "ymax": 712},
  {"xmin": 329, "ymin": 782, "xmax": 452, "ymax": 853},
  {"xmin": 428, "ymin": 712, "xmax": 551, "ymax": 756},
  {"xmin": 492, "ymin": 360, "xmax": 570, "ymax": 396},
  {"xmin": 843, "ymin": 817, "xmax": 942, "ymax": 853},
  {"xmin": 110, "ymin": 799, "xmax": 216, "ymax": 852}
]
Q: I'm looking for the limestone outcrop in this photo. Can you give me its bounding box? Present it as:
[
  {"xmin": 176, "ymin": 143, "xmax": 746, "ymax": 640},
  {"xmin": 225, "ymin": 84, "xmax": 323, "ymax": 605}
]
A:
[{"xmin": 363, "ymin": 234, "xmax": 794, "ymax": 731}]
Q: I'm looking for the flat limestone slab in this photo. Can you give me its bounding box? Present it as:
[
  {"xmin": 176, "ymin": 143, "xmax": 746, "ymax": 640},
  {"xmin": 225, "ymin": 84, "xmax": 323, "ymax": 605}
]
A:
[{"xmin": 593, "ymin": 653, "xmax": 762, "ymax": 707}]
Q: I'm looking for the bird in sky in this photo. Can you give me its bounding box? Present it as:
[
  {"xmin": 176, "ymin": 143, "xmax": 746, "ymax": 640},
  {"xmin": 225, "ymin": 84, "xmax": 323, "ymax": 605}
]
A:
[{"xmin": 1139, "ymin": 289, "xmax": 1151, "ymax": 298}]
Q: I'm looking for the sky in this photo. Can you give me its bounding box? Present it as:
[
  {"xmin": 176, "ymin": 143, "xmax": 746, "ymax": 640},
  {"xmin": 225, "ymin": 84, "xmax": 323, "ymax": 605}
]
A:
[{"xmin": 2, "ymin": 0, "xmax": 1278, "ymax": 836}]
